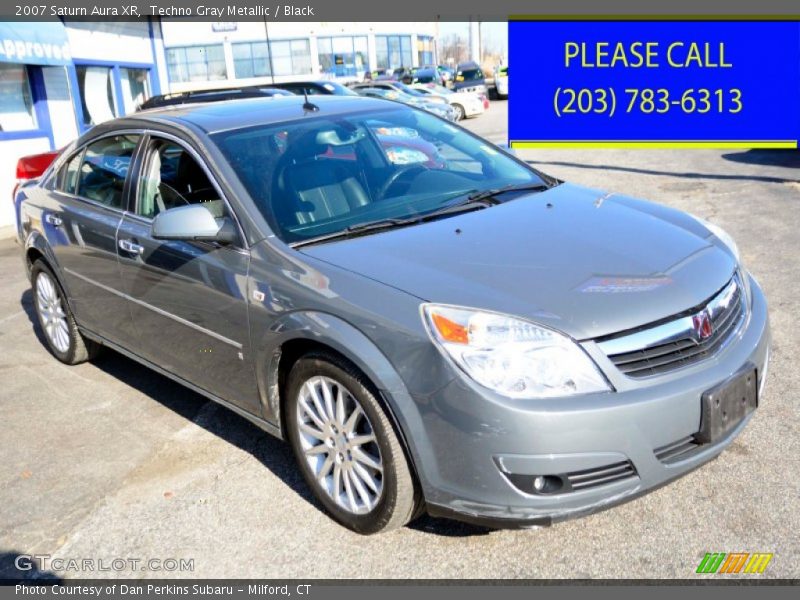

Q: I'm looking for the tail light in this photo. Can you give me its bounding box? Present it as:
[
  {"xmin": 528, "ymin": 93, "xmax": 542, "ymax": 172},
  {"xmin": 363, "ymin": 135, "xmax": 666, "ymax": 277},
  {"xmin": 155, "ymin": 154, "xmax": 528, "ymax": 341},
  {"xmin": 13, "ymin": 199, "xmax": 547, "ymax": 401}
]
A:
[
  {"xmin": 16, "ymin": 150, "xmax": 59, "ymax": 180},
  {"xmin": 13, "ymin": 150, "xmax": 60, "ymax": 201}
]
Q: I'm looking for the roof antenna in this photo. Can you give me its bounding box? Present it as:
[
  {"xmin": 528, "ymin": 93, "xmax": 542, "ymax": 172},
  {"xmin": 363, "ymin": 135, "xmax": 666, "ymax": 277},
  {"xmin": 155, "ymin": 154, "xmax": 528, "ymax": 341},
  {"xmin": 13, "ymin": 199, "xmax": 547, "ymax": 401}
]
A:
[{"xmin": 302, "ymin": 88, "xmax": 319, "ymax": 113}]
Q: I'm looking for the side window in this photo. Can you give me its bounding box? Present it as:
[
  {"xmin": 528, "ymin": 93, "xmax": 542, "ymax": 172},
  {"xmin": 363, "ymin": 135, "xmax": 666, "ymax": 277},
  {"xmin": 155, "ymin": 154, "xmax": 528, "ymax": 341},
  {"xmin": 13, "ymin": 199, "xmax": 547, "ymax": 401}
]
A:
[
  {"xmin": 137, "ymin": 140, "xmax": 224, "ymax": 219},
  {"xmin": 75, "ymin": 135, "xmax": 139, "ymax": 209},
  {"xmin": 58, "ymin": 151, "xmax": 84, "ymax": 195}
]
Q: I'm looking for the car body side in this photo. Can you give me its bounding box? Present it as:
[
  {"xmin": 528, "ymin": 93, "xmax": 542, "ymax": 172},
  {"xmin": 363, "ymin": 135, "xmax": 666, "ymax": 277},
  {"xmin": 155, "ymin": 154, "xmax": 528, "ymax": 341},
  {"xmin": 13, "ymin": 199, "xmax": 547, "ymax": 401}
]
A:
[
  {"xmin": 16, "ymin": 100, "xmax": 770, "ymax": 528},
  {"xmin": 15, "ymin": 110, "xmax": 444, "ymax": 504}
]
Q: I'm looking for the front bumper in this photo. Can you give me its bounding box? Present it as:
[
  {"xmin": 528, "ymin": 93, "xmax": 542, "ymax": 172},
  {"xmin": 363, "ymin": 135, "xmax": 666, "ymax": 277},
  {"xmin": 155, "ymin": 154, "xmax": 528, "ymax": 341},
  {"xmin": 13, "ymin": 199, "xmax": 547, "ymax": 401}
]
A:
[
  {"xmin": 462, "ymin": 101, "xmax": 485, "ymax": 117},
  {"xmin": 415, "ymin": 275, "xmax": 770, "ymax": 527}
]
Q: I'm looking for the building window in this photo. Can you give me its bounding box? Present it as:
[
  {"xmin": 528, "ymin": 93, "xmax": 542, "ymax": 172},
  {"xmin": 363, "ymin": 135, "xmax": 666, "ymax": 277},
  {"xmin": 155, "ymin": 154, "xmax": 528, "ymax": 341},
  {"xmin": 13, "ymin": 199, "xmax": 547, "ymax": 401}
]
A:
[
  {"xmin": 120, "ymin": 68, "xmax": 151, "ymax": 113},
  {"xmin": 317, "ymin": 36, "xmax": 368, "ymax": 77},
  {"xmin": 376, "ymin": 35, "xmax": 412, "ymax": 70},
  {"xmin": 231, "ymin": 39, "xmax": 312, "ymax": 79},
  {"xmin": 232, "ymin": 41, "xmax": 271, "ymax": 78},
  {"xmin": 0, "ymin": 64, "xmax": 37, "ymax": 132},
  {"xmin": 76, "ymin": 65, "xmax": 118, "ymax": 127},
  {"xmin": 165, "ymin": 45, "xmax": 227, "ymax": 83},
  {"xmin": 270, "ymin": 39, "xmax": 312, "ymax": 76},
  {"xmin": 417, "ymin": 35, "xmax": 434, "ymax": 66}
]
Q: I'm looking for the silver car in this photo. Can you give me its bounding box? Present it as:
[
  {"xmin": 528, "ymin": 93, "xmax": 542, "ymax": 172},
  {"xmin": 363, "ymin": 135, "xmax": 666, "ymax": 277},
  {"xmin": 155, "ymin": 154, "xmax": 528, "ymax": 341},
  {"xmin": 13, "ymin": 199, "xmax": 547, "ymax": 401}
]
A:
[
  {"xmin": 354, "ymin": 86, "xmax": 457, "ymax": 121},
  {"xmin": 15, "ymin": 95, "xmax": 769, "ymax": 534}
]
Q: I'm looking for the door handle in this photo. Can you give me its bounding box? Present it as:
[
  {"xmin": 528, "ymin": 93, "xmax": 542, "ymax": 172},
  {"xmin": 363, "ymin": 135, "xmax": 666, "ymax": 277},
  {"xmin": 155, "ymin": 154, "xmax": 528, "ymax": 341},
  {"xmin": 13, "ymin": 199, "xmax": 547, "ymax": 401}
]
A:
[
  {"xmin": 45, "ymin": 213, "xmax": 62, "ymax": 227},
  {"xmin": 118, "ymin": 239, "xmax": 144, "ymax": 255}
]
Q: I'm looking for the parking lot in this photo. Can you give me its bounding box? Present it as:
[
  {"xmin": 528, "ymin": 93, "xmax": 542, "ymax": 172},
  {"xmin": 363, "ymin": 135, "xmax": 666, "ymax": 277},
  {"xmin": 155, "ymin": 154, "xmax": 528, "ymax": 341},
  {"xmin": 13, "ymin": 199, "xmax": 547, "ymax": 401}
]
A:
[{"xmin": 1, "ymin": 99, "xmax": 798, "ymax": 579}]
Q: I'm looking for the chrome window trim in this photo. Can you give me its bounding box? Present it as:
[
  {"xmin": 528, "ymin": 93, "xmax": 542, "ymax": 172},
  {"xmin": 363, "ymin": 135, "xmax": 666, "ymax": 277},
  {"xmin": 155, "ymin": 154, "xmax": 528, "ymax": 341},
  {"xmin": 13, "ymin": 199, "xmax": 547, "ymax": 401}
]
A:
[{"xmin": 597, "ymin": 276, "xmax": 744, "ymax": 358}]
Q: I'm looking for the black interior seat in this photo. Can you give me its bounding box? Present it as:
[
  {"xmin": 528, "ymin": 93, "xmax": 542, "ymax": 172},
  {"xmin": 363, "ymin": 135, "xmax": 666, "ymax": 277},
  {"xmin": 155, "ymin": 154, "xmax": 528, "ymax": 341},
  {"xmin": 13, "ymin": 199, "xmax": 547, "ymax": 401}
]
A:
[
  {"xmin": 284, "ymin": 159, "xmax": 370, "ymax": 225},
  {"xmin": 174, "ymin": 152, "xmax": 216, "ymax": 204}
]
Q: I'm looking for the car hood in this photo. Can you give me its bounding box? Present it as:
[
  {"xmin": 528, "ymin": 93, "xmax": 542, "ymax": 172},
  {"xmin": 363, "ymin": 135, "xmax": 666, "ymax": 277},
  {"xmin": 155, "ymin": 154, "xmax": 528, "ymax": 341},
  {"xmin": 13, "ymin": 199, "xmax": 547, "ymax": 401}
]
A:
[{"xmin": 300, "ymin": 183, "xmax": 737, "ymax": 339}]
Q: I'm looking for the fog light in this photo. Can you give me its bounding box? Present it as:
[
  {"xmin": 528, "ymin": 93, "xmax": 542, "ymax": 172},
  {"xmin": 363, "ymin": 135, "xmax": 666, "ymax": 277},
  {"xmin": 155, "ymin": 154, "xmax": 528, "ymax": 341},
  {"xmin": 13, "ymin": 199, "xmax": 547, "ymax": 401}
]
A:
[{"xmin": 533, "ymin": 476, "xmax": 546, "ymax": 491}]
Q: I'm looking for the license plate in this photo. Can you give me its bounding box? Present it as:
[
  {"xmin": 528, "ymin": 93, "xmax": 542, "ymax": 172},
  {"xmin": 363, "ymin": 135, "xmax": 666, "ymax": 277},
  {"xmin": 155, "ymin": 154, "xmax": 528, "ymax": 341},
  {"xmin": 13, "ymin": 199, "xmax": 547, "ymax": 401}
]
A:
[{"xmin": 696, "ymin": 367, "xmax": 758, "ymax": 444}]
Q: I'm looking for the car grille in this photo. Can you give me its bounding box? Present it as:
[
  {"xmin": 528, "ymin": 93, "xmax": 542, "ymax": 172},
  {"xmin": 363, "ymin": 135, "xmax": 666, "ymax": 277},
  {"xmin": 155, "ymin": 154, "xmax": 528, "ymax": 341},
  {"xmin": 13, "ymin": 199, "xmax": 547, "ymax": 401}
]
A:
[
  {"xmin": 653, "ymin": 436, "xmax": 701, "ymax": 464},
  {"xmin": 598, "ymin": 276, "xmax": 745, "ymax": 379},
  {"xmin": 564, "ymin": 460, "xmax": 637, "ymax": 491}
]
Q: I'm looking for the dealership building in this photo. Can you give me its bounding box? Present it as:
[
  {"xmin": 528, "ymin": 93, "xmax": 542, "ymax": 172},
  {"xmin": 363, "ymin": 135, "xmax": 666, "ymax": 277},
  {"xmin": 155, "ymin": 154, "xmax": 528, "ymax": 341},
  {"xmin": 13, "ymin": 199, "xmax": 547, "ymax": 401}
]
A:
[
  {"xmin": 0, "ymin": 21, "xmax": 166, "ymax": 233},
  {"xmin": 158, "ymin": 21, "xmax": 438, "ymax": 91},
  {"xmin": 0, "ymin": 20, "xmax": 438, "ymax": 233}
]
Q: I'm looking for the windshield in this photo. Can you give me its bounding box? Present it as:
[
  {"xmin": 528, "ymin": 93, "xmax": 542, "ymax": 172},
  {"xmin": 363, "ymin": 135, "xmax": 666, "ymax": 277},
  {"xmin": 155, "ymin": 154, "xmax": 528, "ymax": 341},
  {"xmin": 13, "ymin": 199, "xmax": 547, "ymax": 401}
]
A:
[
  {"xmin": 419, "ymin": 84, "xmax": 451, "ymax": 95},
  {"xmin": 359, "ymin": 88, "xmax": 416, "ymax": 103},
  {"xmin": 319, "ymin": 81, "xmax": 358, "ymax": 96},
  {"xmin": 389, "ymin": 82, "xmax": 426, "ymax": 97},
  {"xmin": 458, "ymin": 68, "xmax": 484, "ymax": 81},
  {"xmin": 212, "ymin": 106, "xmax": 547, "ymax": 245}
]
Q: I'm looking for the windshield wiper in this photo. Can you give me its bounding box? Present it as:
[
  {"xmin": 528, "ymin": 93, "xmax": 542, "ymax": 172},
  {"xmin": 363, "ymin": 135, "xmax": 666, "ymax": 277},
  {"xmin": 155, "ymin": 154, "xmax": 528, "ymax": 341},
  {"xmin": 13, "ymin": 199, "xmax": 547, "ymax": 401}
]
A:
[
  {"xmin": 291, "ymin": 217, "xmax": 420, "ymax": 248},
  {"xmin": 464, "ymin": 182, "xmax": 552, "ymax": 204},
  {"xmin": 291, "ymin": 202, "xmax": 493, "ymax": 249},
  {"xmin": 290, "ymin": 183, "xmax": 553, "ymax": 249},
  {"xmin": 345, "ymin": 217, "xmax": 415, "ymax": 234}
]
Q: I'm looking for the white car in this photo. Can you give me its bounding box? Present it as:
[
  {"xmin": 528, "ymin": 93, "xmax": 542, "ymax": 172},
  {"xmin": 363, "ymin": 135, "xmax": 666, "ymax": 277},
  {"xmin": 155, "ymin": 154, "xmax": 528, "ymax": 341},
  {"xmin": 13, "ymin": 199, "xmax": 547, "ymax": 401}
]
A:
[
  {"xmin": 411, "ymin": 83, "xmax": 485, "ymax": 120},
  {"xmin": 494, "ymin": 66, "xmax": 508, "ymax": 99}
]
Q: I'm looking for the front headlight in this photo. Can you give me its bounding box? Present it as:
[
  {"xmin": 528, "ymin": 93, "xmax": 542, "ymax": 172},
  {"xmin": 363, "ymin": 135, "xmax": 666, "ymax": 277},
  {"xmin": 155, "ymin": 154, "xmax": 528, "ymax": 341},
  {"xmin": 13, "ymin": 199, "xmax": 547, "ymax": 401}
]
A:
[
  {"xmin": 692, "ymin": 215, "xmax": 741, "ymax": 264},
  {"xmin": 422, "ymin": 304, "xmax": 611, "ymax": 399},
  {"xmin": 691, "ymin": 215, "xmax": 751, "ymax": 306}
]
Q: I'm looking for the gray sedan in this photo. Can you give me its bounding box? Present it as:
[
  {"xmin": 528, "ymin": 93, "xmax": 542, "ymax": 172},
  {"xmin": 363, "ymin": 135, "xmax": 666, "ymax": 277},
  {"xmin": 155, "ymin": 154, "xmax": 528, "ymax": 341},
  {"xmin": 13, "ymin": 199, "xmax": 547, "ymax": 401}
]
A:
[{"xmin": 14, "ymin": 95, "xmax": 769, "ymax": 534}]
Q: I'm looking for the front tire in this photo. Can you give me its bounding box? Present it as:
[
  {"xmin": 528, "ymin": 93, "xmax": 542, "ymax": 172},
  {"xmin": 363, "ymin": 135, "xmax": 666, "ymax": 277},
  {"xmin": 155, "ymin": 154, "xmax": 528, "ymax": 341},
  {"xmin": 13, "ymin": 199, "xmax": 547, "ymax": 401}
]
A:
[
  {"xmin": 452, "ymin": 103, "xmax": 466, "ymax": 121},
  {"xmin": 285, "ymin": 351, "xmax": 419, "ymax": 534},
  {"xmin": 31, "ymin": 260, "xmax": 99, "ymax": 365}
]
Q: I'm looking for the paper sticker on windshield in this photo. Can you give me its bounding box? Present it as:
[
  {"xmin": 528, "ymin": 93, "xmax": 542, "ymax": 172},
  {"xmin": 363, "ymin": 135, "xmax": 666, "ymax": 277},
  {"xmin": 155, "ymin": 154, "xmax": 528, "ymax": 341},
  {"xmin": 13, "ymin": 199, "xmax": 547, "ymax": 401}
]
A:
[
  {"xmin": 373, "ymin": 126, "xmax": 419, "ymax": 139},
  {"xmin": 577, "ymin": 276, "xmax": 673, "ymax": 293},
  {"xmin": 384, "ymin": 146, "xmax": 428, "ymax": 165}
]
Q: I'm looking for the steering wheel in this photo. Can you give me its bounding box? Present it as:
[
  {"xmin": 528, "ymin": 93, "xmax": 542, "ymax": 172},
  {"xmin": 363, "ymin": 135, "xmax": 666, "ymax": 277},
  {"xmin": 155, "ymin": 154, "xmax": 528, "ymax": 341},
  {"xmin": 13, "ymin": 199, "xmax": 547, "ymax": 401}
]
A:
[{"xmin": 378, "ymin": 164, "xmax": 428, "ymax": 199}]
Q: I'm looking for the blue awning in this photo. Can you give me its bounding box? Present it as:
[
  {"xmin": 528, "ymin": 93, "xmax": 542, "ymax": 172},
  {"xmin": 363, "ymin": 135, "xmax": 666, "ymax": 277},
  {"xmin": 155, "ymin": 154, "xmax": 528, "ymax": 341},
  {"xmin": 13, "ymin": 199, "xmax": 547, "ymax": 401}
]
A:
[{"xmin": 0, "ymin": 22, "xmax": 71, "ymax": 66}]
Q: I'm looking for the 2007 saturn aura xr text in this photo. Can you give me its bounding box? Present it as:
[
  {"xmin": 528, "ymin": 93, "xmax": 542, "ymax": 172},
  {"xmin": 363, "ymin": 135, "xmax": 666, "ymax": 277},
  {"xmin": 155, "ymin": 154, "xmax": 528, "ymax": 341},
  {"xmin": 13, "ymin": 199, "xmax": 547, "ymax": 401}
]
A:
[{"xmin": 14, "ymin": 95, "xmax": 770, "ymax": 534}]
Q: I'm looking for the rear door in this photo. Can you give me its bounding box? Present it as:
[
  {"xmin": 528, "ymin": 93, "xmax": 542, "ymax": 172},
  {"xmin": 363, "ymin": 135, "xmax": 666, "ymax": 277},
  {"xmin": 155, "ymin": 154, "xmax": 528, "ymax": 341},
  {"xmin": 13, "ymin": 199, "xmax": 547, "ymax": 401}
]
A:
[
  {"xmin": 45, "ymin": 133, "xmax": 141, "ymax": 345},
  {"xmin": 115, "ymin": 133, "xmax": 259, "ymax": 413}
]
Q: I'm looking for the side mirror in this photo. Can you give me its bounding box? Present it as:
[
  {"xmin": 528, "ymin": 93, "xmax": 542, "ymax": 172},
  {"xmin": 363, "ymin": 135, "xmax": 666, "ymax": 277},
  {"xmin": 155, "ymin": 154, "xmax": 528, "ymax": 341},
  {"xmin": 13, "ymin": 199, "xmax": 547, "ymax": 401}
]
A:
[{"xmin": 151, "ymin": 204, "xmax": 237, "ymax": 244}]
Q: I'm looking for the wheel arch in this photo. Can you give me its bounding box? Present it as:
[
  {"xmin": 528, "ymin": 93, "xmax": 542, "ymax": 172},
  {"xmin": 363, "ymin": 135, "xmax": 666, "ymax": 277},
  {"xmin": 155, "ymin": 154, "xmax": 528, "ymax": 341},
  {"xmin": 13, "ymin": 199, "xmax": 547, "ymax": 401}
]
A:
[
  {"xmin": 254, "ymin": 311, "xmax": 433, "ymax": 493},
  {"xmin": 24, "ymin": 231, "xmax": 65, "ymax": 288}
]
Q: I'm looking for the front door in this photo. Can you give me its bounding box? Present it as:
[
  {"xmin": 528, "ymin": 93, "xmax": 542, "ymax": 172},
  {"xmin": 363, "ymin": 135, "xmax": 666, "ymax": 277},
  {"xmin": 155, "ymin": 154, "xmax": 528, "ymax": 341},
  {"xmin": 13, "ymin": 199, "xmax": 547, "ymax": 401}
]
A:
[{"xmin": 115, "ymin": 135, "xmax": 259, "ymax": 413}]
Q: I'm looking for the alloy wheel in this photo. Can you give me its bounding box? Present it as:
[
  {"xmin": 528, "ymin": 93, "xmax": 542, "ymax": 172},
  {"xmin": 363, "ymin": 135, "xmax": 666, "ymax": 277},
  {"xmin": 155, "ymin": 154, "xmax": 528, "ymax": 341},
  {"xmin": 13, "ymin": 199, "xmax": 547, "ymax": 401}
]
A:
[
  {"xmin": 36, "ymin": 272, "xmax": 70, "ymax": 353},
  {"xmin": 295, "ymin": 375, "xmax": 384, "ymax": 514}
]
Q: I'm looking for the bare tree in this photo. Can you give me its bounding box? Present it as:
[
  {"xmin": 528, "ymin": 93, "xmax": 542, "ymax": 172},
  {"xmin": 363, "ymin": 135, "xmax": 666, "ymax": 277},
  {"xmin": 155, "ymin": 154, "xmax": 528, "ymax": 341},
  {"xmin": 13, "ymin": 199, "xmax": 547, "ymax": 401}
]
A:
[{"xmin": 437, "ymin": 33, "xmax": 468, "ymax": 65}]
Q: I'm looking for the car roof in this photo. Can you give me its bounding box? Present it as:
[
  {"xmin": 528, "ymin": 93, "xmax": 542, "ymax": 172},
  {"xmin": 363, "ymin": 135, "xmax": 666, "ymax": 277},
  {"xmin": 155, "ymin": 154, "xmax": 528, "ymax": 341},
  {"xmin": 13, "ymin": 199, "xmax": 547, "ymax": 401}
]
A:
[
  {"xmin": 272, "ymin": 80, "xmax": 331, "ymax": 87},
  {"xmin": 138, "ymin": 86, "xmax": 293, "ymax": 110},
  {"xmin": 117, "ymin": 95, "xmax": 401, "ymax": 135}
]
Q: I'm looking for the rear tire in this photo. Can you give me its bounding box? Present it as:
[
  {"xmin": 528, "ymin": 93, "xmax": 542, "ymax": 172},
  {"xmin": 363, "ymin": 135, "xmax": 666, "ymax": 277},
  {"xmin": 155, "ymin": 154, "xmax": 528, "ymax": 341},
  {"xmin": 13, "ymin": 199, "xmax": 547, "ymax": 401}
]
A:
[
  {"xmin": 285, "ymin": 351, "xmax": 419, "ymax": 534},
  {"xmin": 31, "ymin": 260, "xmax": 99, "ymax": 365}
]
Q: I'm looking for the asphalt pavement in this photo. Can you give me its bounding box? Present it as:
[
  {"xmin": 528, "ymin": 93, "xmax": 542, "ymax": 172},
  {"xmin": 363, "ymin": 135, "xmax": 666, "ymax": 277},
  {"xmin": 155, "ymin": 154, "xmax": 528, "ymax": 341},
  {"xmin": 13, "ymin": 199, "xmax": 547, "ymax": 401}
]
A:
[{"xmin": 1, "ymin": 100, "xmax": 798, "ymax": 579}]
